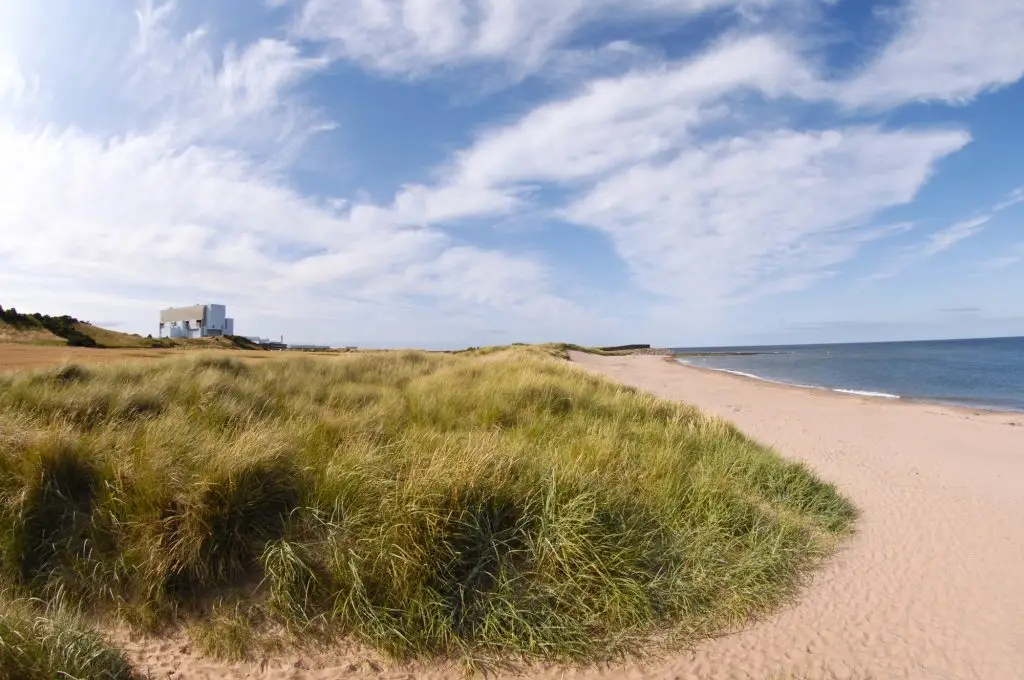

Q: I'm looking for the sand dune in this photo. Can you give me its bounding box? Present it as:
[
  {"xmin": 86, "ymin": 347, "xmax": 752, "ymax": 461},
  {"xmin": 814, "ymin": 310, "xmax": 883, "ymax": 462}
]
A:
[{"xmin": 122, "ymin": 351, "xmax": 1024, "ymax": 679}]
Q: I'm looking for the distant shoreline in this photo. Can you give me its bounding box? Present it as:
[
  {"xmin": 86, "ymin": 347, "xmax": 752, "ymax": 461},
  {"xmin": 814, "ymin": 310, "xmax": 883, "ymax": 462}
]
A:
[
  {"xmin": 673, "ymin": 350, "xmax": 766, "ymax": 357},
  {"xmin": 671, "ymin": 356, "xmax": 1024, "ymax": 418},
  {"xmin": 670, "ymin": 336, "xmax": 1024, "ymax": 415}
]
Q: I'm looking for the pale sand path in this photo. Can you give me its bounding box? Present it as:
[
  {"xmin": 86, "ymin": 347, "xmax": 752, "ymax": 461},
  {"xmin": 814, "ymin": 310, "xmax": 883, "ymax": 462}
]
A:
[{"xmin": 122, "ymin": 352, "xmax": 1024, "ymax": 679}]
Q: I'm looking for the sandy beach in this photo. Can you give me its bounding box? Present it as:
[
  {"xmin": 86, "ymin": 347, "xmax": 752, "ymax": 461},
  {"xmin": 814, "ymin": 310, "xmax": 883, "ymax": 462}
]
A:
[
  {"xmin": 86, "ymin": 352, "xmax": 1024, "ymax": 679},
  {"xmin": 565, "ymin": 352, "xmax": 1024, "ymax": 680}
]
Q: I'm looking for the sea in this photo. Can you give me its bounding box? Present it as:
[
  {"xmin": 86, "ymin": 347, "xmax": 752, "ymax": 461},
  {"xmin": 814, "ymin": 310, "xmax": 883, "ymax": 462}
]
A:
[{"xmin": 673, "ymin": 336, "xmax": 1024, "ymax": 412}]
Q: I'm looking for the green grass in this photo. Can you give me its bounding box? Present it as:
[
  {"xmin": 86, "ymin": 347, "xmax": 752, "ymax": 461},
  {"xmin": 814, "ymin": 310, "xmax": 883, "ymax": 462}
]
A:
[
  {"xmin": 0, "ymin": 346, "xmax": 856, "ymax": 669},
  {"xmin": 0, "ymin": 594, "xmax": 138, "ymax": 679}
]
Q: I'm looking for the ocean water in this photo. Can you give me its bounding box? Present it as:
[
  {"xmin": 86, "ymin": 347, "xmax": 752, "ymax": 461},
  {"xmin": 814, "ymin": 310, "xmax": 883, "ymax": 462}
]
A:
[{"xmin": 674, "ymin": 336, "xmax": 1024, "ymax": 412}]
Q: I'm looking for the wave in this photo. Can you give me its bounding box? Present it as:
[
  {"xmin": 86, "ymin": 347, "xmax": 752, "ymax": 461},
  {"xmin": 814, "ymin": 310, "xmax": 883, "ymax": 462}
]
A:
[
  {"xmin": 677, "ymin": 361, "xmax": 902, "ymax": 400},
  {"xmin": 832, "ymin": 388, "xmax": 901, "ymax": 399},
  {"xmin": 685, "ymin": 364, "xmax": 819, "ymax": 389}
]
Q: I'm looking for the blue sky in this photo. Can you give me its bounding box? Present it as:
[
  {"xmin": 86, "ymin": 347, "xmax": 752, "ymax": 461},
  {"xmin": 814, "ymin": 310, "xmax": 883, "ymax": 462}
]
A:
[{"xmin": 1, "ymin": 0, "xmax": 1022, "ymax": 348}]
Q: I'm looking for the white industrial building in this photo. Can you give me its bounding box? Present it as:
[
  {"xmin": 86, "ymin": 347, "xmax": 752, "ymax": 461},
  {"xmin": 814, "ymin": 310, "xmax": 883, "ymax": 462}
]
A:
[{"xmin": 159, "ymin": 304, "xmax": 235, "ymax": 339}]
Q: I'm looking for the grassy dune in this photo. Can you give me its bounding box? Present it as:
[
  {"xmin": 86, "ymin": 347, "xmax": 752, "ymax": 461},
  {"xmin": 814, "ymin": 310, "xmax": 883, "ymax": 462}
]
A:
[
  {"xmin": 0, "ymin": 346, "xmax": 855, "ymax": 670},
  {"xmin": 0, "ymin": 320, "xmax": 65, "ymax": 346}
]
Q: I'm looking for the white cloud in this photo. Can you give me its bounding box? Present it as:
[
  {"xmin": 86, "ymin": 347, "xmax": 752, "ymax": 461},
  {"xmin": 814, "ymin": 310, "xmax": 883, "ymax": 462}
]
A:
[
  {"xmin": 920, "ymin": 216, "xmax": 991, "ymax": 257},
  {"xmin": 869, "ymin": 186, "xmax": 1024, "ymax": 280},
  {"xmin": 976, "ymin": 241, "xmax": 1024, "ymax": 272},
  {"xmin": 565, "ymin": 127, "xmax": 970, "ymax": 304},
  {"xmin": 283, "ymin": 0, "xmax": 1024, "ymax": 112},
  {"xmin": 340, "ymin": 34, "xmax": 968, "ymax": 309},
  {"xmin": 292, "ymin": 30, "xmax": 984, "ymax": 316},
  {"xmin": 128, "ymin": 2, "xmax": 332, "ymax": 158},
  {"xmin": 992, "ymin": 186, "xmax": 1024, "ymax": 213},
  {"xmin": 4, "ymin": 0, "xmax": 1024, "ymax": 345},
  {"xmin": 0, "ymin": 126, "xmax": 399, "ymax": 287},
  {"xmin": 450, "ymin": 35, "xmax": 815, "ymax": 187},
  {"xmin": 285, "ymin": 0, "xmax": 787, "ymax": 78},
  {"xmin": 349, "ymin": 35, "xmax": 817, "ymax": 237},
  {"xmin": 0, "ymin": 2, "xmax": 592, "ymax": 344},
  {"xmin": 0, "ymin": 121, "xmax": 581, "ymax": 339},
  {"xmin": 839, "ymin": 0, "xmax": 1024, "ymax": 107},
  {"xmin": 979, "ymin": 253, "xmax": 1023, "ymax": 272}
]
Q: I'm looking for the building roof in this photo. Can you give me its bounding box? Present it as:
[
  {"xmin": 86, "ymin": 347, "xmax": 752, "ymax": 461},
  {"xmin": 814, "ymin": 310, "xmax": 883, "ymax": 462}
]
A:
[{"xmin": 160, "ymin": 305, "xmax": 206, "ymax": 323}]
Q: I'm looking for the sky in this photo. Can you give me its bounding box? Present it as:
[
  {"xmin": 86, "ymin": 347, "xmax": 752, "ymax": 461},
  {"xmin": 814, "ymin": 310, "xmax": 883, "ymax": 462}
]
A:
[{"xmin": 1, "ymin": 0, "xmax": 1023, "ymax": 348}]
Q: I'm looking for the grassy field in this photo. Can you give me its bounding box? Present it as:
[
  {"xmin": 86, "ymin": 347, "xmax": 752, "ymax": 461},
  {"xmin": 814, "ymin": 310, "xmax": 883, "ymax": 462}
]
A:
[{"xmin": 0, "ymin": 346, "xmax": 855, "ymax": 674}]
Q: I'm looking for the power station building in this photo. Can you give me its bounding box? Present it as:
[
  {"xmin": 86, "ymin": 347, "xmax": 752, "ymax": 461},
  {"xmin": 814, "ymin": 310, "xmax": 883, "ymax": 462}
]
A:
[{"xmin": 159, "ymin": 304, "xmax": 234, "ymax": 339}]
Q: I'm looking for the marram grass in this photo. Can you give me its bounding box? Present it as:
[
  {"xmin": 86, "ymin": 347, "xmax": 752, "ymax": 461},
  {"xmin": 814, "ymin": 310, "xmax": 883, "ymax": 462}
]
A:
[
  {"xmin": 0, "ymin": 346, "xmax": 855, "ymax": 669},
  {"xmin": 0, "ymin": 593, "xmax": 137, "ymax": 680}
]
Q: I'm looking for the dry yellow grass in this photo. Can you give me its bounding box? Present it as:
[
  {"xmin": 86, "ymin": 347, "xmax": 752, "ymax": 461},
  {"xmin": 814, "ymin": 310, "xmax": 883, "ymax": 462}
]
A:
[
  {"xmin": 0, "ymin": 343, "xmax": 279, "ymax": 373},
  {"xmin": 0, "ymin": 322, "xmax": 64, "ymax": 346}
]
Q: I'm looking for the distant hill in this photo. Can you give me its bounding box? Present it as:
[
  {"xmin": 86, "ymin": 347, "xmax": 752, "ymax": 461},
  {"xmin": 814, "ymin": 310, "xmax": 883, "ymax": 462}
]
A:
[
  {"xmin": 0, "ymin": 318, "xmax": 64, "ymax": 345},
  {"xmin": 0, "ymin": 304, "xmax": 261, "ymax": 350},
  {"xmin": 0, "ymin": 306, "xmax": 98, "ymax": 346}
]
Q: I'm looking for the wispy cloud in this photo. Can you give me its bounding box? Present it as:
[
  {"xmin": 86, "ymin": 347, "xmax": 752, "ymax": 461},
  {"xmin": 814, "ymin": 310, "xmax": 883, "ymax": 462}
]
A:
[
  {"xmin": 282, "ymin": 0, "xmax": 786, "ymax": 80},
  {"xmin": 329, "ymin": 29, "xmax": 968, "ymax": 308},
  {"xmin": 977, "ymin": 243, "xmax": 1024, "ymax": 272},
  {"xmin": 2, "ymin": 0, "xmax": 1024, "ymax": 344},
  {"xmin": 128, "ymin": 1, "xmax": 333, "ymax": 159},
  {"xmin": 565, "ymin": 127, "xmax": 968, "ymax": 304},
  {"xmin": 289, "ymin": 20, "xmax": 987, "ymax": 315},
  {"xmin": 868, "ymin": 186, "xmax": 1024, "ymax": 281},
  {"xmin": 836, "ymin": 0, "xmax": 1024, "ymax": 107},
  {"xmin": 0, "ymin": 1, "xmax": 598, "ymax": 344},
  {"xmin": 992, "ymin": 186, "xmax": 1024, "ymax": 212},
  {"xmin": 922, "ymin": 216, "xmax": 991, "ymax": 256}
]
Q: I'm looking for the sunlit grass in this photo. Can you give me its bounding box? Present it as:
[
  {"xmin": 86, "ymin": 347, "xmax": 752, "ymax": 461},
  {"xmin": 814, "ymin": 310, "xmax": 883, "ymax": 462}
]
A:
[
  {"xmin": 0, "ymin": 592, "xmax": 137, "ymax": 679},
  {"xmin": 0, "ymin": 345, "xmax": 855, "ymax": 671}
]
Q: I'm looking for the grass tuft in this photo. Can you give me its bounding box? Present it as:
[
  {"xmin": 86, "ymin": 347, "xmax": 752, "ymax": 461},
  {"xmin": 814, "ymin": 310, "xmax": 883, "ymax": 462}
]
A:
[
  {"xmin": 190, "ymin": 355, "xmax": 251, "ymax": 376},
  {"xmin": 52, "ymin": 363, "xmax": 92, "ymax": 385},
  {"xmin": 0, "ymin": 596, "xmax": 139, "ymax": 679},
  {"xmin": 188, "ymin": 601, "xmax": 261, "ymax": 662},
  {"xmin": 0, "ymin": 346, "xmax": 856, "ymax": 666},
  {"xmin": 11, "ymin": 439, "xmax": 102, "ymax": 583}
]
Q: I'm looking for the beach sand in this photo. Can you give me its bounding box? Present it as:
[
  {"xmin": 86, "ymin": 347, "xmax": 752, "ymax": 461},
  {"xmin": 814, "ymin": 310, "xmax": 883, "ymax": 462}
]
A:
[
  {"xmin": 565, "ymin": 352, "xmax": 1024, "ymax": 680},
  {"xmin": 90, "ymin": 352, "xmax": 1024, "ymax": 678}
]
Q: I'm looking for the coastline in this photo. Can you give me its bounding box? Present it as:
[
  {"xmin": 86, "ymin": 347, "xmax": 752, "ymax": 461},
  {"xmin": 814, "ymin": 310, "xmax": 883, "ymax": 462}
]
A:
[
  {"xmin": 669, "ymin": 355, "xmax": 1024, "ymax": 422},
  {"xmin": 567, "ymin": 351, "xmax": 1024, "ymax": 679}
]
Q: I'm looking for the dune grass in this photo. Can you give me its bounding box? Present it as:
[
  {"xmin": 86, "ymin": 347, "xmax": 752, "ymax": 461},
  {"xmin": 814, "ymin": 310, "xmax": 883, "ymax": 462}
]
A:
[
  {"xmin": 0, "ymin": 594, "xmax": 138, "ymax": 679},
  {"xmin": 0, "ymin": 346, "xmax": 855, "ymax": 669}
]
